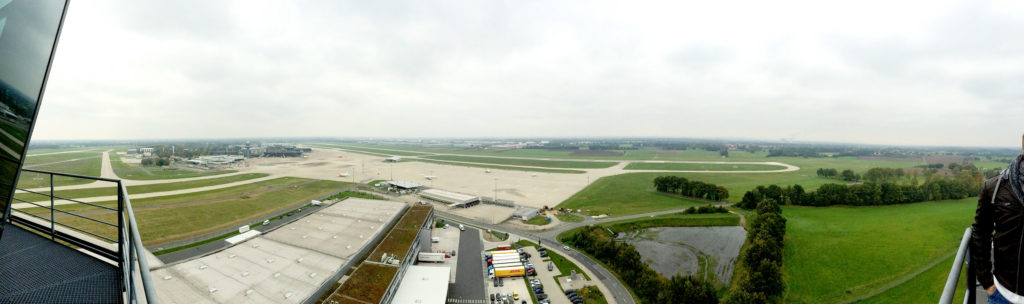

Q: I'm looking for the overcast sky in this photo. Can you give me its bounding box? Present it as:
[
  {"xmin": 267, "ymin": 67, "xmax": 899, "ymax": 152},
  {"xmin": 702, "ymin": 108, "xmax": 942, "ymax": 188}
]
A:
[{"xmin": 31, "ymin": 0, "xmax": 1024, "ymax": 147}]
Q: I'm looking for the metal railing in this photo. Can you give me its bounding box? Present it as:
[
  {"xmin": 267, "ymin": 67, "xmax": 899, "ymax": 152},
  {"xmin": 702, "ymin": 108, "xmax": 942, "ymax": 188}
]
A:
[
  {"xmin": 939, "ymin": 227, "xmax": 976, "ymax": 304},
  {"xmin": 10, "ymin": 168, "xmax": 158, "ymax": 304}
]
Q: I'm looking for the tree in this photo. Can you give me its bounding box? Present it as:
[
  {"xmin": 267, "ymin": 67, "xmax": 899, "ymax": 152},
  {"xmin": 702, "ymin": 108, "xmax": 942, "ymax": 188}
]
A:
[
  {"xmin": 840, "ymin": 169, "xmax": 859, "ymax": 181},
  {"xmin": 720, "ymin": 146, "xmax": 729, "ymax": 158}
]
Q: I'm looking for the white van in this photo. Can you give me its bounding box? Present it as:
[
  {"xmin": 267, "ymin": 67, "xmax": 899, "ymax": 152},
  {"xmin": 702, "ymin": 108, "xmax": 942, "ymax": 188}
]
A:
[{"xmin": 458, "ymin": 224, "xmax": 465, "ymax": 231}]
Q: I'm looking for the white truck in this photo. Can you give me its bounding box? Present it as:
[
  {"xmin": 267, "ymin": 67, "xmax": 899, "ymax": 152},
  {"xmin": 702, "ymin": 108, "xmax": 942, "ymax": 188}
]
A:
[{"xmin": 418, "ymin": 252, "xmax": 446, "ymax": 263}]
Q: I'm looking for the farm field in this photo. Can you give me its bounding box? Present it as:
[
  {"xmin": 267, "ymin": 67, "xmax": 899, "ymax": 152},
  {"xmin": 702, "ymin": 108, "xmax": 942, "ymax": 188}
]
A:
[
  {"xmin": 421, "ymin": 155, "xmax": 618, "ymax": 169},
  {"xmin": 13, "ymin": 173, "xmax": 269, "ymax": 202},
  {"xmin": 411, "ymin": 158, "xmax": 586, "ymax": 174},
  {"xmin": 783, "ymin": 199, "xmax": 975, "ymax": 304},
  {"xmin": 21, "ymin": 177, "xmax": 350, "ymax": 245},
  {"xmin": 623, "ymin": 162, "xmax": 787, "ymax": 171},
  {"xmin": 108, "ymin": 153, "xmax": 235, "ymax": 180}
]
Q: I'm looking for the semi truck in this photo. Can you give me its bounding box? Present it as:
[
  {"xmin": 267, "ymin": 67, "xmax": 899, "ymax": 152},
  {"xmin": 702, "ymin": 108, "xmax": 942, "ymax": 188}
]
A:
[
  {"xmin": 494, "ymin": 266, "xmax": 526, "ymax": 278},
  {"xmin": 418, "ymin": 252, "xmax": 446, "ymax": 263}
]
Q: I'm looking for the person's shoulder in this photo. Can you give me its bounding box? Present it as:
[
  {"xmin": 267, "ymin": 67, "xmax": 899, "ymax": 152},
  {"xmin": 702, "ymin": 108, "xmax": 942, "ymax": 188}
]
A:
[{"xmin": 983, "ymin": 172, "xmax": 1007, "ymax": 191}]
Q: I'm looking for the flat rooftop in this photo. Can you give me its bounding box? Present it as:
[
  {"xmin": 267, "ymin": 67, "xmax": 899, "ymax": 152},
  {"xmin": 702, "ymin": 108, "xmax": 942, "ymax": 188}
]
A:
[
  {"xmin": 387, "ymin": 180, "xmax": 423, "ymax": 189},
  {"xmin": 419, "ymin": 188, "xmax": 479, "ymax": 205},
  {"xmin": 391, "ymin": 265, "xmax": 451, "ymax": 304},
  {"xmin": 151, "ymin": 198, "xmax": 407, "ymax": 304}
]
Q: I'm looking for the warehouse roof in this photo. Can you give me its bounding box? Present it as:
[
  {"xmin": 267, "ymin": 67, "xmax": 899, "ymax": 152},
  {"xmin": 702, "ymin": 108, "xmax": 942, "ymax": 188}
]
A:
[
  {"xmin": 390, "ymin": 265, "xmax": 451, "ymax": 304},
  {"xmin": 419, "ymin": 189, "xmax": 479, "ymax": 205}
]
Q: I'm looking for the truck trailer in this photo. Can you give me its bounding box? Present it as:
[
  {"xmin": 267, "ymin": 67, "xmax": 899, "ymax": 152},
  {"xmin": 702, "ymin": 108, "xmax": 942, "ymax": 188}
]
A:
[
  {"xmin": 494, "ymin": 266, "xmax": 526, "ymax": 278},
  {"xmin": 418, "ymin": 252, "xmax": 446, "ymax": 263}
]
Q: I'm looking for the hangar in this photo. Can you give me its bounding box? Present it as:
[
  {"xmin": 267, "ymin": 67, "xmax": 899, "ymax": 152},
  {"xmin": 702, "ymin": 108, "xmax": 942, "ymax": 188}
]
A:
[{"xmin": 419, "ymin": 189, "xmax": 480, "ymax": 208}]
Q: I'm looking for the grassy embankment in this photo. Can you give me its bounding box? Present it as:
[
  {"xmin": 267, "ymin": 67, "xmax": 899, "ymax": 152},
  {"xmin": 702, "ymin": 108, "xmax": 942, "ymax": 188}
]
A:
[{"xmin": 108, "ymin": 152, "xmax": 234, "ymax": 180}]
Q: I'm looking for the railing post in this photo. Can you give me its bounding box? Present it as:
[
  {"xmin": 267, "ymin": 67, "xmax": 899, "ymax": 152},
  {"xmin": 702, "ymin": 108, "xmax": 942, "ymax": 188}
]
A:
[
  {"xmin": 966, "ymin": 250, "xmax": 976, "ymax": 304},
  {"xmin": 49, "ymin": 173, "xmax": 54, "ymax": 240},
  {"xmin": 117, "ymin": 180, "xmax": 125, "ymax": 292}
]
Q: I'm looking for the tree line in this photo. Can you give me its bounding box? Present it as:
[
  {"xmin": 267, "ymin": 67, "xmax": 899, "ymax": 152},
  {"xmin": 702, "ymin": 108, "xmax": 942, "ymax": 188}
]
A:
[
  {"xmin": 724, "ymin": 199, "xmax": 787, "ymax": 303},
  {"xmin": 815, "ymin": 168, "xmax": 859, "ymax": 181},
  {"xmin": 739, "ymin": 168, "xmax": 984, "ymax": 208},
  {"xmin": 561, "ymin": 226, "xmax": 718, "ymax": 303},
  {"xmin": 653, "ymin": 176, "xmax": 730, "ymax": 202}
]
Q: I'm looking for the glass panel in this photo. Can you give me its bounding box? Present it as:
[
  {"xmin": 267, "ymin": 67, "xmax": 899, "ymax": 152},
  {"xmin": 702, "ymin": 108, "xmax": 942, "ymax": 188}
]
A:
[{"xmin": 0, "ymin": 0, "xmax": 68, "ymax": 238}]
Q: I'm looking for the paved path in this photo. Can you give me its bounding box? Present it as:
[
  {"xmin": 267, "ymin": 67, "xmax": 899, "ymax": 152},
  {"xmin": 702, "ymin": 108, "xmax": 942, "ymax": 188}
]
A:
[
  {"xmin": 448, "ymin": 226, "xmax": 485, "ymax": 303},
  {"xmin": 436, "ymin": 211, "xmax": 636, "ymax": 304}
]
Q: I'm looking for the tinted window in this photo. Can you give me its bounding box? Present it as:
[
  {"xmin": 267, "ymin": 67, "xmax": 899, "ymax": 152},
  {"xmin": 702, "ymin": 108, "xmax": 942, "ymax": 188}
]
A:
[{"xmin": 0, "ymin": 0, "xmax": 68, "ymax": 236}]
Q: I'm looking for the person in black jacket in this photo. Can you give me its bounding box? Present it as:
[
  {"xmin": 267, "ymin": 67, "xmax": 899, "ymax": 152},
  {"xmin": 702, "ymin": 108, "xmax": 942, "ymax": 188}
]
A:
[{"xmin": 971, "ymin": 135, "xmax": 1024, "ymax": 304}]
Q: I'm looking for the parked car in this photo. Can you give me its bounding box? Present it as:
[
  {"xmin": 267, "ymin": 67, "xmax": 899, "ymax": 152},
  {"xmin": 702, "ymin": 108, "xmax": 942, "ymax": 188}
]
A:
[
  {"xmin": 459, "ymin": 224, "xmax": 465, "ymax": 231},
  {"xmin": 498, "ymin": 278, "xmax": 504, "ymax": 287}
]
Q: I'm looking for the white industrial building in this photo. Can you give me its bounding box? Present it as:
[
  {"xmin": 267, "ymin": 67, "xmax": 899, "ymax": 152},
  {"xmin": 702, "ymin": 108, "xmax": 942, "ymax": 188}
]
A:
[
  {"xmin": 150, "ymin": 198, "xmax": 407, "ymax": 303},
  {"xmin": 390, "ymin": 265, "xmax": 451, "ymax": 304},
  {"xmin": 419, "ymin": 189, "xmax": 480, "ymax": 208}
]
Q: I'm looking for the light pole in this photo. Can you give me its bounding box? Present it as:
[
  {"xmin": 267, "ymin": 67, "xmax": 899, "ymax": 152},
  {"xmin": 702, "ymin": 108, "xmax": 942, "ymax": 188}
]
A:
[{"xmin": 493, "ymin": 178, "xmax": 498, "ymax": 202}]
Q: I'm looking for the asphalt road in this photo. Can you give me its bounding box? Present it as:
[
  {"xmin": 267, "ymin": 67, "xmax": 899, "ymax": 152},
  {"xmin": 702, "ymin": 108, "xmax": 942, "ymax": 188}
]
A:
[
  {"xmin": 436, "ymin": 211, "xmax": 638, "ymax": 304},
  {"xmin": 448, "ymin": 226, "xmax": 486, "ymax": 303}
]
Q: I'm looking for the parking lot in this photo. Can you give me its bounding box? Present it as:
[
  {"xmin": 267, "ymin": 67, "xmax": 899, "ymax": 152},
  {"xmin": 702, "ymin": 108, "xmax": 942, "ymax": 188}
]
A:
[{"xmin": 431, "ymin": 223, "xmax": 462, "ymax": 282}]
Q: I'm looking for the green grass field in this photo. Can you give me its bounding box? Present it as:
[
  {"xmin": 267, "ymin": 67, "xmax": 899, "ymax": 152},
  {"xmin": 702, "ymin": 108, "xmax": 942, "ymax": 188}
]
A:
[
  {"xmin": 422, "ymin": 155, "xmax": 618, "ymax": 169},
  {"xmin": 410, "ymin": 159, "xmax": 586, "ymax": 174},
  {"xmin": 108, "ymin": 153, "xmax": 235, "ymax": 180},
  {"xmin": 20, "ymin": 177, "xmax": 350, "ymax": 245},
  {"xmin": 524, "ymin": 216, "xmax": 551, "ymax": 225},
  {"xmin": 623, "ymin": 162, "xmax": 787, "ymax": 171},
  {"xmin": 858, "ymin": 255, "xmax": 967, "ymax": 303},
  {"xmin": 19, "ymin": 152, "xmax": 103, "ymax": 187},
  {"xmin": 558, "ymin": 173, "xmax": 711, "ymax": 216},
  {"xmin": 783, "ymin": 199, "xmax": 976, "ymax": 304},
  {"xmin": 556, "ymin": 213, "xmax": 583, "ymax": 222},
  {"xmin": 602, "ymin": 212, "xmax": 740, "ymax": 232},
  {"xmin": 14, "ymin": 173, "xmax": 269, "ymax": 202}
]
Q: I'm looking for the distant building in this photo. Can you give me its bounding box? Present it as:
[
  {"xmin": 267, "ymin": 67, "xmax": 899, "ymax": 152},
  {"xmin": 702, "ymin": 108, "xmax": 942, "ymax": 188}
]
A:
[
  {"xmin": 513, "ymin": 207, "xmax": 541, "ymax": 221},
  {"xmin": 386, "ymin": 181, "xmax": 423, "ymax": 191},
  {"xmin": 384, "ymin": 157, "xmax": 402, "ymax": 162}
]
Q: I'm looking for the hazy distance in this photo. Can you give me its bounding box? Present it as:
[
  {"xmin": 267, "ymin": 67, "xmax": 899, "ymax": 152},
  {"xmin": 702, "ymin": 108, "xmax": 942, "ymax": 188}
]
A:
[{"xmin": 30, "ymin": 0, "xmax": 1024, "ymax": 147}]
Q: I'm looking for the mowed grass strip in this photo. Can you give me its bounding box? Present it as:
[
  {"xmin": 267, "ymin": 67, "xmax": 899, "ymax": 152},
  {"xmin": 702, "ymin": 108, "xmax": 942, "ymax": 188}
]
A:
[
  {"xmin": 316, "ymin": 143, "xmax": 430, "ymax": 156},
  {"xmin": 783, "ymin": 199, "xmax": 976, "ymax": 304},
  {"xmin": 422, "ymin": 155, "xmax": 617, "ymax": 169},
  {"xmin": 411, "ymin": 159, "xmax": 586, "ymax": 174},
  {"xmin": 108, "ymin": 153, "xmax": 235, "ymax": 180},
  {"xmin": 19, "ymin": 154, "xmax": 103, "ymax": 188},
  {"xmin": 623, "ymin": 162, "xmax": 787, "ymax": 171},
  {"xmin": 14, "ymin": 173, "xmax": 269, "ymax": 202},
  {"xmin": 22, "ymin": 177, "xmax": 350, "ymax": 245}
]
